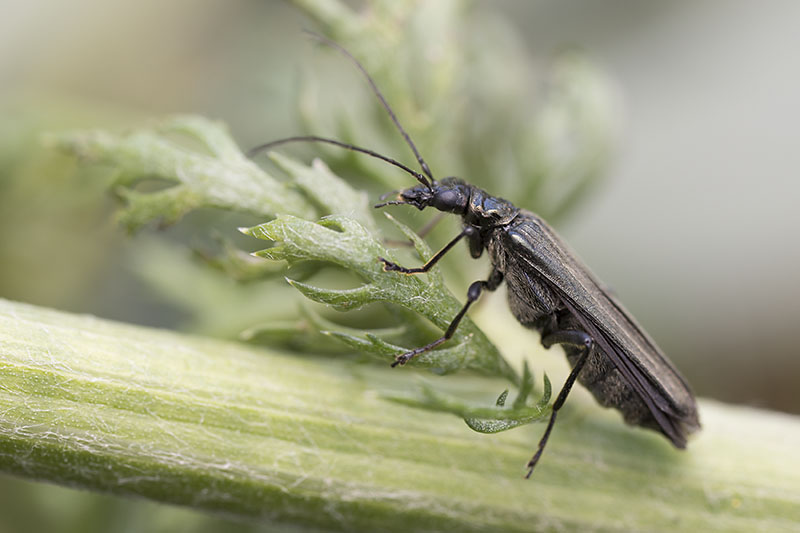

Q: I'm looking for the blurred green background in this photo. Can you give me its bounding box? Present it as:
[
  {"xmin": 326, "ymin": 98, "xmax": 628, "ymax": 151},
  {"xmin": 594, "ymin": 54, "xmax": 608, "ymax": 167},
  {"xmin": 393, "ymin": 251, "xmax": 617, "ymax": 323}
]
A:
[{"xmin": 1, "ymin": 1, "xmax": 799, "ymax": 531}]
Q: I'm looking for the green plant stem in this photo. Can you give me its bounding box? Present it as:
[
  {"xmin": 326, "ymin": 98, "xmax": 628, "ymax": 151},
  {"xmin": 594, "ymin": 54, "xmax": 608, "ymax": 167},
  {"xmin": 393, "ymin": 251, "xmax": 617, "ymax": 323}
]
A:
[{"xmin": 1, "ymin": 298, "xmax": 799, "ymax": 532}]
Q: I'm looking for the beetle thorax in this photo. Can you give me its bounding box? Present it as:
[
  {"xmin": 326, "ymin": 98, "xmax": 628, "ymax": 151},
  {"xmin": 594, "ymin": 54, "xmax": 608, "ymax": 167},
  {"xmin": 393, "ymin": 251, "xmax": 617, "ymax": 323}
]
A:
[{"xmin": 464, "ymin": 187, "xmax": 520, "ymax": 229}]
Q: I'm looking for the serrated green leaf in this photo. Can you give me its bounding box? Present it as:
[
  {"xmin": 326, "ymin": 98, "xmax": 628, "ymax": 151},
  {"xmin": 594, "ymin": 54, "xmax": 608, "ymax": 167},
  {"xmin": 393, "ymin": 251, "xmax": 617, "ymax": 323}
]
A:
[
  {"xmin": 288, "ymin": 279, "xmax": 376, "ymax": 311},
  {"xmin": 386, "ymin": 383, "xmax": 549, "ymax": 428},
  {"xmin": 496, "ymin": 389, "xmax": 509, "ymax": 407},
  {"xmin": 301, "ymin": 304, "xmax": 406, "ymax": 339},
  {"xmin": 383, "ymin": 361, "xmax": 552, "ymax": 435},
  {"xmin": 538, "ymin": 373, "xmax": 553, "ymax": 410},
  {"xmin": 242, "ymin": 215, "xmax": 384, "ymax": 276},
  {"xmin": 54, "ymin": 116, "xmax": 316, "ymax": 231},
  {"xmin": 192, "ymin": 232, "xmax": 292, "ymax": 282},
  {"xmin": 270, "ymin": 152, "xmax": 377, "ymax": 233},
  {"xmin": 243, "ymin": 213, "xmax": 517, "ymax": 381},
  {"xmin": 324, "ymin": 331, "xmax": 398, "ymax": 359},
  {"xmin": 513, "ymin": 360, "xmax": 535, "ymax": 409},
  {"xmin": 239, "ymin": 319, "xmax": 349, "ymax": 354}
]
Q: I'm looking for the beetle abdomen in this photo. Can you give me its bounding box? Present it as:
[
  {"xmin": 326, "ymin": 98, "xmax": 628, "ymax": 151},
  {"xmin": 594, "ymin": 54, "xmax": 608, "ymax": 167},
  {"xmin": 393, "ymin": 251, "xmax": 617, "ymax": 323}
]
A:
[{"xmin": 561, "ymin": 342, "xmax": 659, "ymax": 432}]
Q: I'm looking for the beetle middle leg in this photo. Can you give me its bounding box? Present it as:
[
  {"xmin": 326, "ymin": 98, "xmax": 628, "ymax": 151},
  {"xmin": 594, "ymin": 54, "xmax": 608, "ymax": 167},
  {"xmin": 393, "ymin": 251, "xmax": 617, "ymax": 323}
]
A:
[
  {"xmin": 391, "ymin": 268, "xmax": 504, "ymax": 367},
  {"xmin": 525, "ymin": 330, "xmax": 594, "ymax": 478}
]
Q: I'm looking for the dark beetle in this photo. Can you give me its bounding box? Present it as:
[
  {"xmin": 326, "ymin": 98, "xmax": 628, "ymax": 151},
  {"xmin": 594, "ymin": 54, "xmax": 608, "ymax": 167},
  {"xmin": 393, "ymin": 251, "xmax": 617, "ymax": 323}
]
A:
[
  {"xmin": 251, "ymin": 36, "xmax": 700, "ymax": 476},
  {"xmin": 376, "ymin": 178, "xmax": 700, "ymax": 475}
]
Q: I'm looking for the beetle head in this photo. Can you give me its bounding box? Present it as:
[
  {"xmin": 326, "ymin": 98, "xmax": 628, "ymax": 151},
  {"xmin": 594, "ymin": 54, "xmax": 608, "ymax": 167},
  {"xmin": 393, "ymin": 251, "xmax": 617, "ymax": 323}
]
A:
[{"xmin": 376, "ymin": 177, "xmax": 470, "ymax": 214}]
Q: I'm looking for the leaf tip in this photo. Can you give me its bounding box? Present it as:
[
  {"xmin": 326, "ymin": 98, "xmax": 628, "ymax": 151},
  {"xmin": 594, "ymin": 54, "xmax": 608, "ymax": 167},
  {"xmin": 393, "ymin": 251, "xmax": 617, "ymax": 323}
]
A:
[{"xmin": 252, "ymin": 247, "xmax": 284, "ymax": 260}]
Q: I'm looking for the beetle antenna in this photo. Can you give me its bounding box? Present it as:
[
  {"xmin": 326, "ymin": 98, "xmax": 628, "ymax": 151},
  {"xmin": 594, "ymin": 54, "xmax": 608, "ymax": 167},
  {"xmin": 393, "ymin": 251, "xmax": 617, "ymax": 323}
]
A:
[
  {"xmin": 373, "ymin": 200, "xmax": 407, "ymax": 209},
  {"xmin": 305, "ymin": 31, "xmax": 434, "ymax": 190},
  {"xmin": 248, "ymin": 135, "xmax": 429, "ymax": 185}
]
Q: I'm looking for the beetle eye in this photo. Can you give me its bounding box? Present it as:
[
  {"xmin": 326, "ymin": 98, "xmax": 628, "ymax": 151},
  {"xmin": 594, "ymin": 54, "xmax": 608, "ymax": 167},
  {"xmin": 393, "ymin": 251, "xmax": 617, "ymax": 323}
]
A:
[{"xmin": 436, "ymin": 190, "xmax": 459, "ymax": 208}]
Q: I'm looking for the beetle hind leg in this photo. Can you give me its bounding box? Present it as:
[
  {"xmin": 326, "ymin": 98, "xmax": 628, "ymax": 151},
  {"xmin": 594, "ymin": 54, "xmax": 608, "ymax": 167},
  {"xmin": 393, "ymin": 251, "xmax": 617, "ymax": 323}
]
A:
[{"xmin": 526, "ymin": 330, "xmax": 594, "ymax": 478}]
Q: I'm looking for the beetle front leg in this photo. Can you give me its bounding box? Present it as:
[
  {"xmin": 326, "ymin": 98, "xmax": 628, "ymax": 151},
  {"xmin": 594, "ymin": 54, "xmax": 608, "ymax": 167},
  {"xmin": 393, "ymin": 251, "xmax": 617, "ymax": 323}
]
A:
[
  {"xmin": 391, "ymin": 268, "xmax": 504, "ymax": 367},
  {"xmin": 378, "ymin": 226, "xmax": 477, "ymax": 274},
  {"xmin": 525, "ymin": 330, "xmax": 594, "ymax": 478}
]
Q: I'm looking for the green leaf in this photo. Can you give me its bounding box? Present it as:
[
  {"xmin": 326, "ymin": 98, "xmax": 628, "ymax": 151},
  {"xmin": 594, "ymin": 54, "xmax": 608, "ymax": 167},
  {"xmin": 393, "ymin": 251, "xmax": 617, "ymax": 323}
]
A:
[
  {"xmin": 387, "ymin": 382, "xmax": 550, "ymax": 433},
  {"xmin": 382, "ymin": 360, "xmax": 553, "ymax": 434},
  {"xmin": 269, "ymin": 152, "xmax": 377, "ymax": 233},
  {"xmin": 241, "ymin": 214, "xmax": 517, "ymax": 382},
  {"xmin": 52, "ymin": 116, "xmax": 316, "ymax": 231},
  {"xmin": 513, "ymin": 360, "xmax": 535, "ymax": 409},
  {"xmin": 193, "ymin": 231, "xmax": 295, "ymax": 282}
]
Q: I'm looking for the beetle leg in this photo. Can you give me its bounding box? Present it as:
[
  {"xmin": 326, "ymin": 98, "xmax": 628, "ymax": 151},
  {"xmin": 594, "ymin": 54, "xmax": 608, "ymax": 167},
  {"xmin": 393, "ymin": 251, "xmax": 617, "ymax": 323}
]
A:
[
  {"xmin": 525, "ymin": 330, "xmax": 594, "ymax": 478},
  {"xmin": 379, "ymin": 226, "xmax": 476, "ymax": 274},
  {"xmin": 391, "ymin": 269, "xmax": 504, "ymax": 367}
]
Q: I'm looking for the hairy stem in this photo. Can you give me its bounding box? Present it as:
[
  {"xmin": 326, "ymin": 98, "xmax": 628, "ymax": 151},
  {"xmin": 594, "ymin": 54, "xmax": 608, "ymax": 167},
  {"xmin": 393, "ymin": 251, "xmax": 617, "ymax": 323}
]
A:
[{"xmin": 1, "ymin": 299, "xmax": 798, "ymax": 531}]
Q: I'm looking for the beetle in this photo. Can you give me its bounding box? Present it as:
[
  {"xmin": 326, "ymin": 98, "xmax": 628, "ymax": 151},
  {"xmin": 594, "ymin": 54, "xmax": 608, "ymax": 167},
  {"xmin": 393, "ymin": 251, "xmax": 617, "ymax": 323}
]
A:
[{"xmin": 250, "ymin": 36, "xmax": 700, "ymax": 477}]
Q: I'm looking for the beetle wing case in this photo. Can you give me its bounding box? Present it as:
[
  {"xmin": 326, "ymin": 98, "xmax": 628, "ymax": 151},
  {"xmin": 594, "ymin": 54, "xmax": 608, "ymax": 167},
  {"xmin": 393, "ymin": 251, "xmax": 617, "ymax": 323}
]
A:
[{"xmin": 494, "ymin": 211, "xmax": 700, "ymax": 446}]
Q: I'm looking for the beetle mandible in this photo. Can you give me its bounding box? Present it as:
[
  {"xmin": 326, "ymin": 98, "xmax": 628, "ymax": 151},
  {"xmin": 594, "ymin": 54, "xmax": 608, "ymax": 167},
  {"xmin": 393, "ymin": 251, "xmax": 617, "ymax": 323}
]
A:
[{"xmin": 250, "ymin": 36, "xmax": 700, "ymax": 477}]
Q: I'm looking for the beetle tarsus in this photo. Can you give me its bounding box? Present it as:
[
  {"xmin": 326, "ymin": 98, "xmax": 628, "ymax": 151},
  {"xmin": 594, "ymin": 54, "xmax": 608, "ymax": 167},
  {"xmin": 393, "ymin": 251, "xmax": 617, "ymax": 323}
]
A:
[
  {"xmin": 390, "ymin": 338, "xmax": 448, "ymax": 367},
  {"xmin": 378, "ymin": 257, "xmax": 412, "ymax": 273},
  {"xmin": 391, "ymin": 354, "xmax": 411, "ymax": 367}
]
